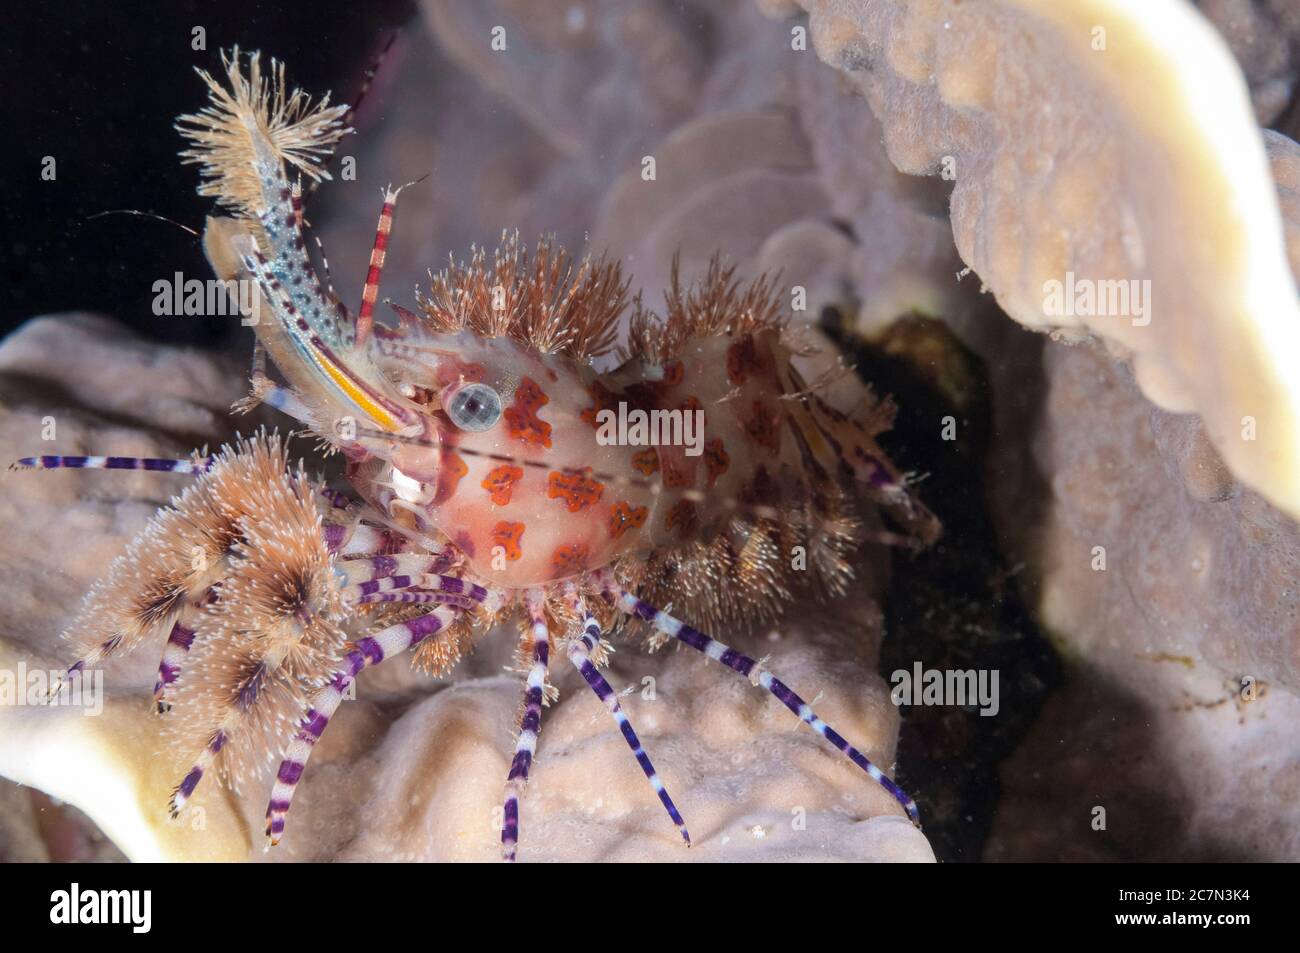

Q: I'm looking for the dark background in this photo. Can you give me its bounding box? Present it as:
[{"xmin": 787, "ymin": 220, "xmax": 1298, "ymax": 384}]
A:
[{"xmin": 0, "ymin": 0, "xmax": 417, "ymax": 346}]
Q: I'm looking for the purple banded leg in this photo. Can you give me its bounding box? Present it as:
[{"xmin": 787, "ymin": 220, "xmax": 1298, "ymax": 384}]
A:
[
  {"xmin": 265, "ymin": 606, "xmax": 459, "ymax": 846},
  {"xmin": 152, "ymin": 616, "xmax": 198, "ymax": 713},
  {"xmin": 342, "ymin": 572, "xmax": 489, "ymax": 607},
  {"xmin": 318, "ymin": 486, "xmax": 353, "ymax": 510},
  {"xmin": 47, "ymin": 615, "xmax": 155, "ymax": 702},
  {"xmin": 322, "ymin": 519, "xmax": 349, "ymax": 554},
  {"xmin": 10, "ymin": 454, "xmax": 213, "ymax": 474},
  {"xmin": 608, "ymin": 585, "xmax": 922, "ymax": 826},
  {"xmin": 501, "ymin": 600, "xmax": 550, "ymax": 862},
  {"xmin": 338, "ymin": 554, "xmax": 469, "ymax": 584},
  {"xmin": 353, "ymin": 591, "xmax": 486, "ymax": 615},
  {"xmin": 169, "ymin": 729, "xmax": 228, "ymax": 816},
  {"xmin": 848, "ymin": 449, "xmax": 941, "ymax": 544},
  {"xmin": 569, "ymin": 613, "xmax": 690, "ymax": 845},
  {"xmin": 355, "ymin": 592, "xmax": 478, "ymax": 610}
]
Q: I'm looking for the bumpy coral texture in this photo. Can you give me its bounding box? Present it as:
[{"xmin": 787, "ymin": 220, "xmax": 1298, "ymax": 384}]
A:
[{"xmin": 774, "ymin": 0, "xmax": 1300, "ymax": 522}]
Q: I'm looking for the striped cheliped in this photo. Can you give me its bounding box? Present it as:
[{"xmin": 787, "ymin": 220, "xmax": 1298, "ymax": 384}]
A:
[
  {"xmin": 264, "ymin": 605, "xmax": 460, "ymax": 845},
  {"xmin": 354, "ymin": 184, "xmax": 404, "ymax": 347},
  {"xmin": 568, "ymin": 612, "xmax": 690, "ymax": 845},
  {"xmin": 607, "ymin": 585, "xmax": 922, "ymax": 826}
]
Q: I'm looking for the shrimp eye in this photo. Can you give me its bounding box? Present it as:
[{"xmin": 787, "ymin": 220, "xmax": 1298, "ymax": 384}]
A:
[{"xmin": 444, "ymin": 382, "xmax": 502, "ymax": 432}]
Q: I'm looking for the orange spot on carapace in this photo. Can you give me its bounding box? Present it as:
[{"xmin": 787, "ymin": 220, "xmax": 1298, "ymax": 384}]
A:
[
  {"xmin": 661, "ymin": 455, "xmax": 692, "ymax": 489},
  {"xmin": 666, "ymin": 499, "xmax": 698, "ymax": 537},
  {"xmin": 550, "ymin": 542, "xmax": 591, "ymax": 576},
  {"xmin": 547, "ymin": 468, "xmax": 605, "ymax": 512},
  {"xmin": 482, "ymin": 464, "xmax": 524, "ymax": 506},
  {"xmin": 579, "ymin": 381, "xmax": 620, "ymax": 430},
  {"xmin": 648, "ymin": 361, "xmax": 684, "ymax": 396},
  {"xmin": 504, "ymin": 377, "xmax": 552, "ymax": 448},
  {"xmin": 745, "ymin": 400, "xmax": 781, "ymax": 452},
  {"xmin": 704, "ymin": 437, "xmax": 729, "ymax": 487},
  {"xmin": 433, "ymin": 358, "xmax": 486, "ymax": 389},
  {"xmin": 631, "ymin": 449, "xmax": 659, "ymax": 475},
  {"xmin": 608, "ymin": 501, "xmax": 648, "ymax": 539},
  {"xmin": 490, "ymin": 521, "xmax": 525, "ymax": 561},
  {"xmin": 435, "ymin": 451, "xmax": 469, "ymax": 503},
  {"xmin": 727, "ymin": 334, "xmax": 765, "ymax": 385}
]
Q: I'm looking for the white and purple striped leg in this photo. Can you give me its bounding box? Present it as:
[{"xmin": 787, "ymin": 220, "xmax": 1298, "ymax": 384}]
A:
[
  {"xmin": 608, "ymin": 586, "xmax": 922, "ymax": 826},
  {"xmin": 569, "ymin": 612, "xmax": 690, "ymax": 846},
  {"xmin": 318, "ymin": 485, "xmax": 354, "ymax": 510},
  {"xmin": 10, "ymin": 454, "xmax": 213, "ymax": 474},
  {"xmin": 342, "ymin": 572, "xmax": 488, "ymax": 607},
  {"xmin": 355, "ymin": 592, "xmax": 478, "ymax": 610},
  {"xmin": 169, "ymin": 728, "xmax": 229, "ymax": 817},
  {"xmin": 152, "ymin": 614, "xmax": 198, "ymax": 713},
  {"xmin": 501, "ymin": 599, "xmax": 550, "ymax": 862},
  {"xmin": 265, "ymin": 606, "xmax": 460, "ymax": 845}
]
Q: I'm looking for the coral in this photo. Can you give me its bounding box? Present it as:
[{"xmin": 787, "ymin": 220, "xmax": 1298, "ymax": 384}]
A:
[
  {"xmin": 981, "ymin": 339, "xmax": 1300, "ymax": 861},
  {"xmin": 769, "ymin": 0, "xmax": 1300, "ymax": 521}
]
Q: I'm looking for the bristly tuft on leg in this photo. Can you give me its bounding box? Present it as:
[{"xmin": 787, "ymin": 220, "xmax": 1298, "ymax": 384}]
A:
[
  {"xmin": 47, "ymin": 431, "xmax": 329, "ymax": 719},
  {"xmin": 176, "ymin": 46, "xmax": 352, "ymax": 219},
  {"xmin": 164, "ymin": 445, "xmax": 349, "ymax": 800}
]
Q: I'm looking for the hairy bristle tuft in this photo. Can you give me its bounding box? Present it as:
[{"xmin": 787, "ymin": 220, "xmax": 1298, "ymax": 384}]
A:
[
  {"xmin": 626, "ymin": 254, "xmax": 785, "ymax": 364},
  {"xmin": 410, "ymin": 611, "xmax": 477, "ymax": 676},
  {"xmin": 176, "ymin": 46, "xmax": 352, "ymax": 218},
  {"xmin": 417, "ymin": 233, "xmax": 629, "ymax": 361},
  {"xmin": 165, "ymin": 440, "xmax": 347, "ymax": 791}
]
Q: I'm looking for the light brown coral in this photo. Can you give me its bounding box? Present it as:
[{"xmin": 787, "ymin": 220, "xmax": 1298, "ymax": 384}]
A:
[{"xmin": 766, "ymin": 0, "xmax": 1300, "ymax": 521}]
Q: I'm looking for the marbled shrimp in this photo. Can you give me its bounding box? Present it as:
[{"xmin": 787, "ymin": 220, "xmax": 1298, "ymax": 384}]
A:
[{"xmin": 12, "ymin": 49, "xmax": 939, "ymax": 861}]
